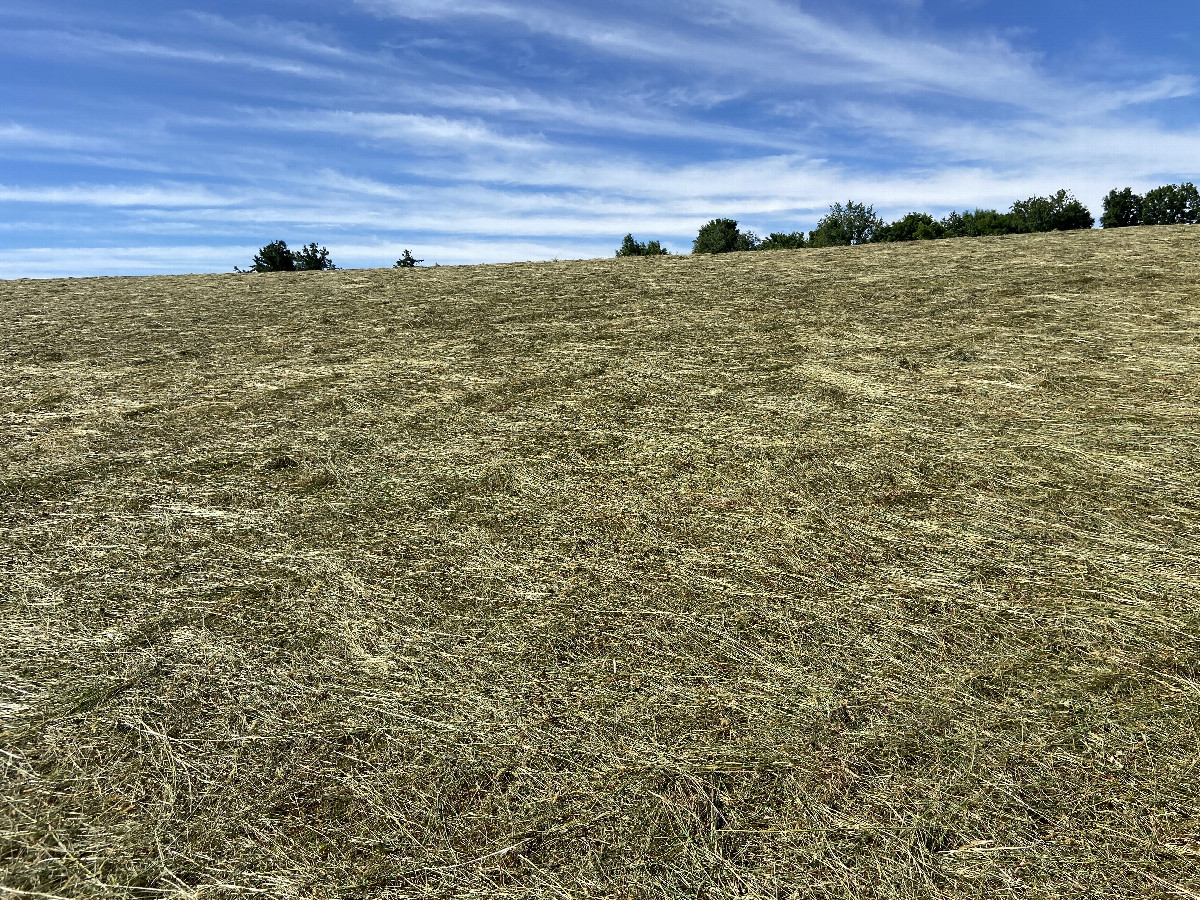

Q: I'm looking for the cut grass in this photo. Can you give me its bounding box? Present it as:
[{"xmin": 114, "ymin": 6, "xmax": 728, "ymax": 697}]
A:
[{"xmin": 2, "ymin": 226, "xmax": 1200, "ymax": 898}]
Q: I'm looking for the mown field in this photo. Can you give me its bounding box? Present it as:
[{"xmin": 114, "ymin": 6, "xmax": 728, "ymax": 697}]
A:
[{"xmin": 3, "ymin": 227, "xmax": 1199, "ymax": 899}]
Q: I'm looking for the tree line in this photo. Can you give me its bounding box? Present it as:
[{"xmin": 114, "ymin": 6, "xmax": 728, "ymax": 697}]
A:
[
  {"xmin": 617, "ymin": 182, "xmax": 1199, "ymax": 256},
  {"xmin": 236, "ymin": 241, "xmax": 424, "ymax": 272},
  {"xmin": 235, "ymin": 182, "xmax": 1197, "ymax": 271}
]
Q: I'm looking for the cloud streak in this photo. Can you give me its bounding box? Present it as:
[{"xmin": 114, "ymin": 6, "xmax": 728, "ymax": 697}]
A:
[
  {"xmin": 0, "ymin": 183, "xmax": 239, "ymax": 207},
  {"xmin": 357, "ymin": 0, "xmax": 1187, "ymax": 116}
]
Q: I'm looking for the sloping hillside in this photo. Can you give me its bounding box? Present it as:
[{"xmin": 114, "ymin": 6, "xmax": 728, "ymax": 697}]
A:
[{"xmin": 3, "ymin": 227, "xmax": 1199, "ymax": 898}]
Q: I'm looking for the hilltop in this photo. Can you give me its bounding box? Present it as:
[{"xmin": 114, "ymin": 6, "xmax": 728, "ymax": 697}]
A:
[{"xmin": 3, "ymin": 227, "xmax": 1199, "ymax": 898}]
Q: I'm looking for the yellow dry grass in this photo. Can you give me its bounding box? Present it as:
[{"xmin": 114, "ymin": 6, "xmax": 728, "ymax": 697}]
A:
[{"xmin": 2, "ymin": 226, "xmax": 1199, "ymax": 899}]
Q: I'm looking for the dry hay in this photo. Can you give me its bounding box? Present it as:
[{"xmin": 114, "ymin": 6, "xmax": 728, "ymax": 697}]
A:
[{"xmin": 2, "ymin": 226, "xmax": 1199, "ymax": 899}]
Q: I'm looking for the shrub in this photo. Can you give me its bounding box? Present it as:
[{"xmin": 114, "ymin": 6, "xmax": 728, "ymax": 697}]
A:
[
  {"xmin": 249, "ymin": 240, "xmax": 296, "ymax": 272},
  {"xmin": 693, "ymin": 219, "xmax": 758, "ymax": 254},
  {"xmin": 242, "ymin": 240, "xmax": 336, "ymax": 272},
  {"xmin": 394, "ymin": 250, "xmax": 423, "ymax": 268},
  {"xmin": 809, "ymin": 201, "xmax": 883, "ymax": 247},
  {"xmin": 616, "ymin": 234, "xmax": 670, "ymax": 256},
  {"xmin": 293, "ymin": 242, "xmax": 336, "ymax": 270},
  {"xmin": 1141, "ymin": 182, "xmax": 1200, "ymax": 225},
  {"xmin": 874, "ymin": 212, "xmax": 946, "ymax": 243},
  {"xmin": 758, "ymin": 231, "xmax": 807, "ymax": 251},
  {"xmin": 1010, "ymin": 189, "xmax": 1094, "ymax": 232},
  {"xmin": 1101, "ymin": 188, "xmax": 1144, "ymax": 228},
  {"xmin": 940, "ymin": 209, "xmax": 1023, "ymax": 238}
]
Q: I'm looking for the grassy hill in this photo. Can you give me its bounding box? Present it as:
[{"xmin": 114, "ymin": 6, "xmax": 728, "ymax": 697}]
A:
[{"xmin": 3, "ymin": 227, "xmax": 1199, "ymax": 898}]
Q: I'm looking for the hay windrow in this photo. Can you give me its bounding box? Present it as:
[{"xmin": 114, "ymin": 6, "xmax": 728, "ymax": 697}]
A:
[{"xmin": 2, "ymin": 227, "xmax": 1200, "ymax": 898}]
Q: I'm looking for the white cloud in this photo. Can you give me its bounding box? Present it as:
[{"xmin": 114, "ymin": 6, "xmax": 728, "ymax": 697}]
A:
[
  {"xmin": 0, "ymin": 123, "xmax": 112, "ymax": 151},
  {"xmin": 0, "ymin": 239, "xmax": 614, "ymax": 278},
  {"xmin": 0, "ymin": 244, "xmax": 249, "ymax": 279},
  {"xmin": 357, "ymin": 0, "xmax": 1192, "ymax": 119},
  {"xmin": 304, "ymin": 90, "xmax": 792, "ymax": 148},
  {"xmin": 1089, "ymin": 74, "xmax": 1198, "ymax": 112},
  {"xmin": 181, "ymin": 11, "xmax": 361, "ymax": 61},
  {"xmin": 5, "ymin": 28, "xmax": 349, "ymax": 80},
  {"xmin": 260, "ymin": 110, "xmax": 550, "ymax": 153},
  {"xmin": 0, "ymin": 184, "xmax": 239, "ymax": 207}
]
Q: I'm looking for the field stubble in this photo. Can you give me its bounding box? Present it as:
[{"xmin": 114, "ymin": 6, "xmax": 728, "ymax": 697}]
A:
[{"xmin": 2, "ymin": 227, "xmax": 1199, "ymax": 898}]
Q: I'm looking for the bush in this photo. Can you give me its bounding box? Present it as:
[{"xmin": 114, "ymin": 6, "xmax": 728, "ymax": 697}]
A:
[
  {"xmin": 243, "ymin": 240, "xmax": 336, "ymax": 272},
  {"xmin": 1101, "ymin": 188, "xmax": 1144, "ymax": 228},
  {"xmin": 758, "ymin": 231, "xmax": 806, "ymax": 251},
  {"xmin": 940, "ymin": 209, "xmax": 1023, "ymax": 238},
  {"xmin": 250, "ymin": 240, "xmax": 296, "ymax": 272},
  {"xmin": 809, "ymin": 201, "xmax": 882, "ymax": 247},
  {"xmin": 1141, "ymin": 182, "xmax": 1200, "ymax": 225},
  {"xmin": 874, "ymin": 212, "xmax": 946, "ymax": 243},
  {"xmin": 1010, "ymin": 189, "xmax": 1094, "ymax": 232},
  {"xmin": 394, "ymin": 250, "xmax": 423, "ymax": 268},
  {"xmin": 615, "ymin": 234, "xmax": 670, "ymax": 256},
  {"xmin": 294, "ymin": 242, "xmax": 336, "ymax": 270},
  {"xmin": 693, "ymin": 219, "xmax": 758, "ymax": 253}
]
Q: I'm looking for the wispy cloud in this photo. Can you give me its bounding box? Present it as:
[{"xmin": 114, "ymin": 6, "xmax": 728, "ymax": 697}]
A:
[
  {"xmin": 2, "ymin": 28, "xmax": 350, "ymax": 80},
  {"xmin": 0, "ymin": 123, "xmax": 112, "ymax": 151},
  {"xmin": 0, "ymin": 244, "xmax": 250, "ymax": 279},
  {"xmin": 360, "ymin": 0, "xmax": 1196, "ymax": 121},
  {"xmin": 1090, "ymin": 74, "xmax": 1198, "ymax": 112},
  {"xmin": 362, "ymin": 86, "xmax": 794, "ymax": 148},
  {"xmin": 0, "ymin": 184, "xmax": 239, "ymax": 207},
  {"xmin": 257, "ymin": 110, "xmax": 551, "ymax": 154}
]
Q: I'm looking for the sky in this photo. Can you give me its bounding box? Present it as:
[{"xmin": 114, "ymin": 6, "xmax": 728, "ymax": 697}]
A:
[{"xmin": 1, "ymin": 0, "xmax": 1197, "ymax": 277}]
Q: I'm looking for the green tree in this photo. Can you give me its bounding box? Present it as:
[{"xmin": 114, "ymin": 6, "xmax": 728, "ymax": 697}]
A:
[
  {"xmin": 874, "ymin": 212, "xmax": 946, "ymax": 243},
  {"xmin": 758, "ymin": 231, "xmax": 806, "ymax": 250},
  {"xmin": 250, "ymin": 240, "xmax": 296, "ymax": 272},
  {"xmin": 1101, "ymin": 188, "xmax": 1143, "ymax": 228},
  {"xmin": 615, "ymin": 234, "xmax": 670, "ymax": 256},
  {"xmin": 693, "ymin": 218, "xmax": 758, "ymax": 253},
  {"xmin": 940, "ymin": 209, "xmax": 1023, "ymax": 238},
  {"xmin": 293, "ymin": 242, "xmax": 336, "ymax": 270},
  {"xmin": 616, "ymin": 234, "xmax": 643, "ymax": 256},
  {"xmin": 1141, "ymin": 183, "xmax": 1200, "ymax": 225},
  {"xmin": 394, "ymin": 250, "xmax": 423, "ymax": 268},
  {"xmin": 809, "ymin": 201, "xmax": 882, "ymax": 247},
  {"xmin": 1009, "ymin": 189, "xmax": 1094, "ymax": 232}
]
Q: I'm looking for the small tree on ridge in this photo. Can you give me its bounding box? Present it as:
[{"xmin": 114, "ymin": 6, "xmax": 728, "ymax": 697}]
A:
[
  {"xmin": 940, "ymin": 209, "xmax": 1022, "ymax": 238},
  {"xmin": 693, "ymin": 219, "xmax": 758, "ymax": 253},
  {"xmin": 294, "ymin": 242, "xmax": 337, "ymax": 270},
  {"xmin": 874, "ymin": 212, "xmax": 946, "ymax": 242},
  {"xmin": 1141, "ymin": 183, "xmax": 1200, "ymax": 225},
  {"xmin": 1009, "ymin": 189, "xmax": 1093, "ymax": 232},
  {"xmin": 758, "ymin": 231, "xmax": 806, "ymax": 250},
  {"xmin": 616, "ymin": 234, "xmax": 670, "ymax": 256},
  {"xmin": 809, "ymin": 201, "xmax": 882, "ymax": 247},
  {"xmin": 243, "ymin": 240, "xmax": 336, "ymax": 273},
  {"xmin": 250, "ymin": 240, "xmax": 296, "ymax": 272},
  {"xmin": 1101, "ymin": 188, "xmax": 1143, "ymax": 228}
]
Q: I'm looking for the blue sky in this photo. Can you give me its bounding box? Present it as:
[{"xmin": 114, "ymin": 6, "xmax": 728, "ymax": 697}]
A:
[{"xmin": 1, "ymin": 0, "xmax": 1197, "ymax": 276}]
